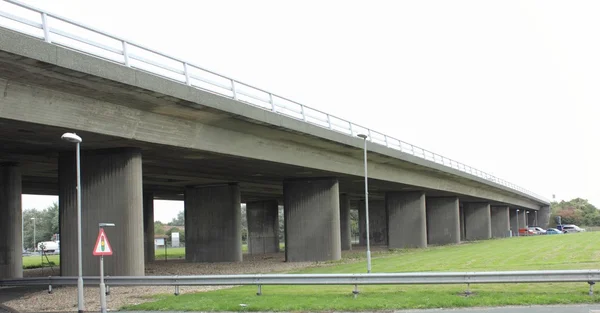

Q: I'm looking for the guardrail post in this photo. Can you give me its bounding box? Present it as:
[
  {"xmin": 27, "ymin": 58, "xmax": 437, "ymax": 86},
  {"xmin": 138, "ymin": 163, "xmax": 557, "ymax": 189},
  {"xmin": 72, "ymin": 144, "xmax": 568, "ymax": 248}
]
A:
[
  {"xmin": 174, "ymin": 275, "xmax": 180, "ymax": 296},
  {"xmin": 256, "ymin": 284, "xmax": 262, "ymax": 296},
  {"xmin": 231, "ymin": 80, "xmax": 238, "ymax": 100},
  {"xmin": 122, "ymin": 41, "xmax": 130, "ymax": 67},
  {"xmin": 589, "ymin": 281, "xmax": 595, "ymax": 296},
  {"xmin": 47, "ymin": 276, "xmax": 52, "ymax": 294},
  {"xmin": 106, "ymin": 275, "xmax": 110, "ymax": 295},
  {"xmin": 352, "ymin": 284, "xmax": 359, "ymax": 298},
  {"xmin": 183, "ymin": 63, "xmax": 191, "ymax": 86},
  {"xmin": 41, "ymin": 13, "xmax": 51, "ymax": 43},
  {"xmin": 269, "ymin": 93, "xmax": 276, "ymax": 112}
]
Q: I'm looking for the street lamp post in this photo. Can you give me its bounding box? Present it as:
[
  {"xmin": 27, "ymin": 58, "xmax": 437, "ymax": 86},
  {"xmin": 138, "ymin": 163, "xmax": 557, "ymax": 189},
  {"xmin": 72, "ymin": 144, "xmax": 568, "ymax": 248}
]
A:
[
  {"xmin": 357, "ymin": 133, "xmax": 372, "ymax": 274},
  {"xmin": 516, "ymin": 209, "xmax": 520, "ymax": 237},
  {"xmin": 61, "ymin": 132, "xmax": 84, "ymax": 313},
  {"xmin": 30, "ymin": 217, "xmax": 36, "ymax": 251}
]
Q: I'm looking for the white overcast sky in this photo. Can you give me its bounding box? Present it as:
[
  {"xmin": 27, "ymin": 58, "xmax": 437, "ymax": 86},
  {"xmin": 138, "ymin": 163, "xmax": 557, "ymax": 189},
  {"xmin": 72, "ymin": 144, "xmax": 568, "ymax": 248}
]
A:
[{"xmin": 8, "ymin": 0, "xmax": 599, "ymax": 222}]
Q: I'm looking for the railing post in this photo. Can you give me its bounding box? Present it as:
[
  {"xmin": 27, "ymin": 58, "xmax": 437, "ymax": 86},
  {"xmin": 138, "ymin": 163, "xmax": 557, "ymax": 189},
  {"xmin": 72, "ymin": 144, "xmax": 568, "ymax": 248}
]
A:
[
  {"xmin": 384, "ymin": 135, "xmax": 389, "ymax": 147},
  {"xmin": 326, "ymin": 114, "xmax": 333, "ymax": 129},
  {"xmin": 183, "ymin": 63, "xmax": 191, "ymax": 86},
  {"xmin": 231, "ymin": 80, "xmax": 238, "ymax": 100},
  {"xmin": 122, "ymin": 41, "xmax": 130, "ymax": 67},
  {"xmin": 349, "ymin": 122, "xmax": 354, "ymax": 136},
  {"xmin": 41, "ymin": 13, "xmax": 51, "ymax": 43},
  {"xmin": 300, "ymin": 105, "xmax": 307, "ymax": 121},
  {"xmin": 269, "ymin": 93, "xmax": 276, "ymax": 112}
]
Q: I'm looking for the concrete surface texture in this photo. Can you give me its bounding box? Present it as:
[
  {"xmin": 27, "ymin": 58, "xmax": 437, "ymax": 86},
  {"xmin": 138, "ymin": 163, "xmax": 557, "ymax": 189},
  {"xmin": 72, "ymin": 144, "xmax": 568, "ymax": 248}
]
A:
[
  {"xmin": 518, "ymin": 210, "xmax": 528, "ymax": 229},
  {"xmin": 359, "ymin": 199, "xmax": 388, "ymax": 246},
  {"xmin": 426, "ymin": 197, "xmax": 460, "ymax": 245},
  {"xmin": 510, "ymin": 209, "xmax": 519, "ymax": 235},
  {"xmin": 339, "ymin": 194, "xmax": 352, "ymax": 251},
  {"xmin": 0, "ymin": 164, "xmax": 22, "ymax": 279},
  {"xmin": 246, "ymin": 200, "xmax": 280, "ymax": 254},
  {"xmin": 143, "ymin": 192, "xmax": 155, "ymax": 263},
  {"xmin": 283, "ymin": 178, "xmax": 342, "ymax": 262},
  {"xmin": 490, "ymin": 206, "xmax": 510, "ymax": 238},
  {"xmin": 464, "ymin": 202, "xmax": 492, "ymax": 241},
  {"xmin": 538, "ymin": 205, "xmax": 551, "ymax": 227},
  {"xmin": 386, "ymin": 191, "xmax": 427, "ymax": 249},
  {"xmin": 184, "ymin": 184, "xmax": 242, "ymax": 262},
  {"xmin": 59, "ymin": 148, "xmax": 144, "ymax": 276},
  {"xmin": 0, "ymin": 27, "xmax": 548, "ymax": 211}
]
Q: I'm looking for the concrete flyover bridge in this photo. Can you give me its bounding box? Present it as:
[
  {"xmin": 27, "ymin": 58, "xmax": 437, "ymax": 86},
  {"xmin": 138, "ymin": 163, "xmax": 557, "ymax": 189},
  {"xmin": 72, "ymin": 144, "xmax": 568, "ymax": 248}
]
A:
[{"xmin": 0, "ymin": 0, "xmax": 549, "ymax": 279}]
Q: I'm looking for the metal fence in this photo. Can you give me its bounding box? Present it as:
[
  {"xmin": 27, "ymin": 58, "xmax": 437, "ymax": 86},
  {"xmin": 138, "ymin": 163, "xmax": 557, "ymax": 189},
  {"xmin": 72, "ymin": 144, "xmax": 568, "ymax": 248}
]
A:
[
  {"xmin": 1, "ymin": 270, "xmax": 599, "ymax": 296},
  {"xmin": 0, "ymin": 0, "xmax": 548, "ymax": 203}
]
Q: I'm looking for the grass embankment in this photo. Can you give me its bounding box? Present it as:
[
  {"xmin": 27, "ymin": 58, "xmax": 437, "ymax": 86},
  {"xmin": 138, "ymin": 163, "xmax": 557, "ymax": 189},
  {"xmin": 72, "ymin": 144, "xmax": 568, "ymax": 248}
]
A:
[
  {"xmin": 22, "ymin": 254, "xmax": 60, "ymax": 269},
  {"xmin": 125, "ymin": 232, "xmax": 600, "ymax": 311}
]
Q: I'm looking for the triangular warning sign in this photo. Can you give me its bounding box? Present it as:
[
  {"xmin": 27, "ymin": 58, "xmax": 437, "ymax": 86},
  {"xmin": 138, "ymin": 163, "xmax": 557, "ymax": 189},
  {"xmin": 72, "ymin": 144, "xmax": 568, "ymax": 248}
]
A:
[{"xmin": 93, "ymin": 228, "xmax": 113, "ymax": 256}]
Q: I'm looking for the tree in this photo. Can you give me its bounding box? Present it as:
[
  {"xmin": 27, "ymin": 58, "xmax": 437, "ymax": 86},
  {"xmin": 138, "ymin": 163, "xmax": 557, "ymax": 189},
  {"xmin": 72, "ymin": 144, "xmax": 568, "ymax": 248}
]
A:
[
  {"xmin": 154, "ymin": 221, "xmax": 166, "ymax": 235},
  {"xmin": 549, "ymin": 198, "xmax": 599, "ymax": 226},
  {"xmin": 168, "ymin": 211, "xmax": 184, "ymax": 226},
  {"xmin": 22, "ymin": 202, "xmax": 59, "ymax": 250}
]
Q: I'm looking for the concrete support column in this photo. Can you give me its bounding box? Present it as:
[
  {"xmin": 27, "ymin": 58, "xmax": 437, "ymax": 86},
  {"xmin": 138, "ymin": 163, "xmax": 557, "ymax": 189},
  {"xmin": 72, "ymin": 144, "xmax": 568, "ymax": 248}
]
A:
[
  {"xmin": 143, "ymin": 192, "xmax": 154, "ymax": 263},
  {"xmin": 426, "ymin": 197, "xmax": 460, "ymax": 245},
  {"xmin": 339, "ymin": 194, "xmax": 352, "ymax": 251},
  {"xmin": 538, "ymin": 206, "xmax": 550, "ymax": 228},
  {"xmin": 491, "ymin": 206, "xmax": 510, "ymax": 238},
  {"xmin": 59, "ymin": 148, "xmax": 144, "ymax": 276},
  {"xmin": 527, "ymin": 211, "xmax": 536, "ymax": 226},
  {"xmin": 464, "ymin": 202, "xmax": 491, "ymax": 241},
  {"xmin": 0, "ymin": 163, "xmax": 22, "ymax": 278},
  {"xmin": 283, "ymin": 178, "xmax": 341, "ymax": 262},
  {"xmin": 247, "ymin": 200, "xmax": 279, "ymax": 254},
  {"xmin": 185, "ymin": 184, "xmax": 242, "ymax": 262},
  {"xmin": 509, "ymin": 209, "xmax": 518, "ymax": 236},
  {"xmin": 518, "ymin": 210, "xmax": 527, "ymax": 229},
  {"xmin": 386, "ymin": 191, "xmax": 427, "ymax": 249},
  {"xmin": 459, "ymin": 204, "xmax": 466, "ymax": 241},
  {"xmin": 359, "ymin": 199, "xmax": 387, "ymax": 246}
]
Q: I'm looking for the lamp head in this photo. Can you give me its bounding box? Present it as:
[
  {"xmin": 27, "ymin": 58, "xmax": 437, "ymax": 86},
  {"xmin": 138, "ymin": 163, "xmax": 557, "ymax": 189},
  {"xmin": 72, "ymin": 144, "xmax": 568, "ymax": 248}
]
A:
[
  {"xmin": 61, "ymin": 132, "xmax": 82, "ymax": 143},
  {"xmin": 357, "ymin": 134, "xmax": 368, "ymax": 139},
  {"xmin": 99, "ymin": 223, "xmax": 115, "ymax": 227}
]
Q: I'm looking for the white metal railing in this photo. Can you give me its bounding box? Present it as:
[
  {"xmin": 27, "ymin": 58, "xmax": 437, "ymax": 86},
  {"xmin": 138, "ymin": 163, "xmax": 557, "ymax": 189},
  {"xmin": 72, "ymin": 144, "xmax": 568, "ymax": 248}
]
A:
[
  {"xmin": 0, "ymin": 0, "xmax": 548, "ymax": 203},
  {"xmin": 1, "ymin": 270, "xmax": 599, "ymax": 296}
]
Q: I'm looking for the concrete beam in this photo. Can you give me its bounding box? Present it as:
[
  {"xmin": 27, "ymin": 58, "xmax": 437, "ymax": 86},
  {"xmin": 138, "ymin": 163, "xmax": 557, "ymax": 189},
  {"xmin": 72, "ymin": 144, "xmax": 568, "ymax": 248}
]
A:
[
  {"xmin": 143, "ymin": 191, "xmax": 154, "ymax": 263},
  {"xmin": 339, "ymin": 194, "xmax": 352, "ymax": 251},
  {"xmin": 184, "ymin": 184, "xmax": 242, "ymax": 262},
  {"xmin": 426, "ymin": 197, "xmax": 460, "ymax": 245},
  {"xmin": 59, "ymin": 148, "xmax": 144, "ymax": 276},
  {"xmin": 359, "ymin": 199, "xmax": 387, "ymax": 246},
  {"xmin": 386, "ymin": 191, "xmax": 427, "ymax": 249},
  {"xmin": 0, "ymin": 163, "xmax": 22, "ymax": 278},
  {"xmin": 491, "ymin": 206, "xmax": 510, "ymax": 238},
  {"xmin": 284, "ymin": 178, "xmax": 341, "ymax": 262},
  {"xmin": 464, "ymin": 202, "xmax": 492, "ymax": 241},
  {"xmin": 246, "ymin": 200, "xmax": 279, "ymax": 254}
]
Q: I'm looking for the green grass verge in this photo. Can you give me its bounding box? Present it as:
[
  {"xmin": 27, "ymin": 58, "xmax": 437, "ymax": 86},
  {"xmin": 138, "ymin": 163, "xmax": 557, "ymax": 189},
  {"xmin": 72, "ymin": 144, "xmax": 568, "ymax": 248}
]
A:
[
  {"xmin": 124, "ymin": 232, "xmax": 600, "ymax": 311},
  {"xmin": 22, "ymin": 254, "xmax": 60, "ymax": 269}
]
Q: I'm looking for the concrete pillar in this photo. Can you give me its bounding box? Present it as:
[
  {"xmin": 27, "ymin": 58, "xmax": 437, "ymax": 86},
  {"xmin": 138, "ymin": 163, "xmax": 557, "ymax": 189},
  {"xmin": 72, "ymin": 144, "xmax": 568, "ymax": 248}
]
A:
[
  {"xmin": 538, "ymin": 205, "xmax": 550, "ymax": 228},
  {"xmin": 527, "ymin": 210, "xmax": 536, "ymax": 226},
  {"xmin": 491, "ymin": 206, "xmax": 510, "ymax": 238},
  {"xmin": 184, "ymin": 184, "xmax": 242, "ymax": 262},
  {"xmin": 246, "ymin": 200, "xmax": 279, "ymax": 254},
  {"xmin": 426, "ymin": 197, "xmax": 460, "ymax": 245},
  {"xmin": 459, "ymin": 204, "xmax": 466, "ymax": 241},
  {"xmin": 519, "ymin": 210, "xmax": 527, "ymax": 228},
  {"xmin": 143, "ymin": 192, "xmax": 154, "ymax": 263},
  {"xmin": 386, "ymin": 191, "xmax": 426, "ymax": 249},
  {"xmin": 359, "ymin": 199, "xmax": 387, "ymax": 246},
  {"xmin": 59, "ymin": 148, "xmax": 144, "ymax": 276},
  {"xmin": 464, "ymin": 202, "xmax": 491, "ymax": 241},
  {"xmin": 0, "ymin": 163, "xmax": 22, "ymax": 278},
  {"xmin": 339, "ymin": 194, "xmax": 352, "ymax": 251},
  {"xmin": 283, "ymin": 178, "xmax": 341, "ymax": 262},
  {"xmin": 509, "ymin": 209, "xmax": 518, "ymax": 236}
]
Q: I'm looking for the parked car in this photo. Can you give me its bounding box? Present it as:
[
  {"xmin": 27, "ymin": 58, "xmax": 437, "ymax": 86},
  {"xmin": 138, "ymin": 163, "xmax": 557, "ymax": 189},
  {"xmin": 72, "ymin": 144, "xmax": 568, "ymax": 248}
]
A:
[
  {"xmin": 546, "ymin": 228, "xmax": 564, "ymax": 235},
  {"xmin": 528, "ymin": 226, "xmax": 546, "ymax": 235},
  {"xmin": 561, "ymin": 224, "xmax": 586, "ymax": 233},
  {"xmin": 518, "ymin": 228, "xmax": 535, "ymax": 235}
]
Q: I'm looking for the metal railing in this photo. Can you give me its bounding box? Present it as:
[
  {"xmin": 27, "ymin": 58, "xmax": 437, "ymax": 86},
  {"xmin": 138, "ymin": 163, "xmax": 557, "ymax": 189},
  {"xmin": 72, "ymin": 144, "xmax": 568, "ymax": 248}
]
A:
[
  {"xmin": 0, "ymin": 0, "xmax": 548, "ymax": 203},
  {"xmin": 1, "ymin": 270, "xmax": 599, "ymax": 296}
]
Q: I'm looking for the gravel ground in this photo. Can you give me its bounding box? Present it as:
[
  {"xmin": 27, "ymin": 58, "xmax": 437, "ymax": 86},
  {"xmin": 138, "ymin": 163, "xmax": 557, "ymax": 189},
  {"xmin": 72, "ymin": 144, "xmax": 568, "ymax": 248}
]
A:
[{"xmin": 3, "ymin": 252, "xmax": 316, "ymax": 312}]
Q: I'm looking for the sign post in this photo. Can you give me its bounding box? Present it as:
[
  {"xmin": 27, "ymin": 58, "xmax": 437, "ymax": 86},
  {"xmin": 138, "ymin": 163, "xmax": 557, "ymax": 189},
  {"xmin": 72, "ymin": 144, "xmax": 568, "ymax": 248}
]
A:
[{"xmin": 94, "ymin": 223, "xmax": 114, "ymax": 313}]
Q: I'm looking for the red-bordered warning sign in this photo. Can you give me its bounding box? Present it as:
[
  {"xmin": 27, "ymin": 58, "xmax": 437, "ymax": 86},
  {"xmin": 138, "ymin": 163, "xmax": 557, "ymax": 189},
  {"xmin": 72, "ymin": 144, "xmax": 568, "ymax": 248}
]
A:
[{"xmin": 93, "ymin": 228, "xmax": 113, "ymax": 256}]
